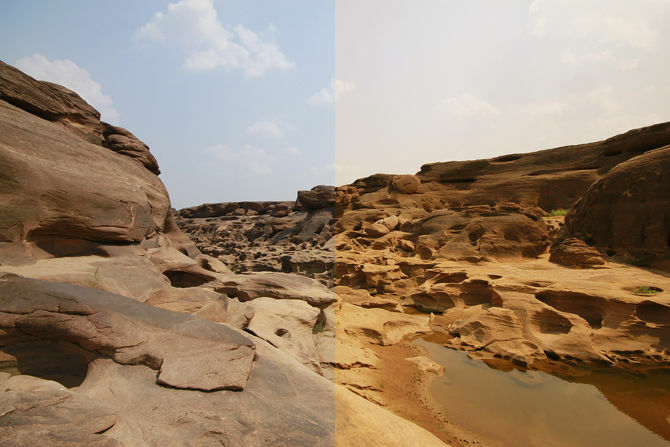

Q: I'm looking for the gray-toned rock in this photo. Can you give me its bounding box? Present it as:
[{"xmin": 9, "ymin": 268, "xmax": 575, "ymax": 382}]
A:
[
  {"xmin": 0, "ymin": 275, "xmax": 255, "ymax": 392},
  {"xmin": 245, "ymin": 297, "xmax": 322, "ymax": 373},
  {"xmin": 297, "ymin": 185, "xmax": 335, "ymax": 211},
  {"xmin": 214, "ymin": 271, "xmax": 337, "ymax": 308},
  {"xmin": 0, "ymin": 99, "xmax": 171, "ymax": 244},
  {"xmin": 0, "ymin": 374, "xmax": 121, "ymax": 447}
]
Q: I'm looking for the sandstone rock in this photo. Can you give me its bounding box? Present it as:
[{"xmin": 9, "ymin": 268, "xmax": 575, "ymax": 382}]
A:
[
  {"xmin": 329, "ymin": 338, "xmax": 379, "ymax": 369},
  {"xmin": 0, "ymin": 99, "xmax": 171, "ymax": 244},
  {"xmin": 101, "ymin": 122, "xmax": 160, "ymax": 174},
  {"xmin": 0, "ymin": 374, "xmax": 122, "ymax": 446},
  {"xmin": 417, "ymin": 121, "xmax": 670, "ymax": 211},
  {"xmin": 245, "ymin": 297, "xmax": 322, "ymax": 373},
  {"xmin": 449, "ymin": 307, "xmax": 525, "ymax": 350},
  {"xmin": 406, "ymin": 356, "xmax": 444, "ymax": 375},
  {"xmin": 146, "ymin": 286, "xmax": 226, "ymax": 319},
  {"xmin": 0, "ymin": 60, "xmax": 102, "ymax": 144},
  {"xmin": 378, "ymin": 215, "xmax": 399, "ymax": 231},
  {"xmin": 297, "ymin": 185, "xmax": 336, "ymax": 211},
  {"xmin": 565, "ymin": 146, "xmax": 670, "ymax": 265},
  {"xmin": 214, "ymin": 271, "xmax": 337, "ymax": 308},
  {"xmin": 0, "ymin": 275, "xmax": 255, "ymax": 392},
  {"xmin": 391, "ymin": 175, "xmax": 421, "ymax": 194},
  {"xmin": 0, "ymin": 255, "xmax": 170, "ymax": 302},
  {"xmin": 364, "ymin": 222, "xmax": 390, "ymax": 238},
  {"xmin": 335, "ymin": 385, "xmax": 447, "ymax": 447},
  {"xmin": 398, "ymin": 239, "xmax": 415, "ymax": 252},
  {"xmin": 549, "ymin": 237, "xmax": 606, "ymax": 268},
  {"xmin": 337, "ymin": 303, "xmax": 431, "ymax": 346}
]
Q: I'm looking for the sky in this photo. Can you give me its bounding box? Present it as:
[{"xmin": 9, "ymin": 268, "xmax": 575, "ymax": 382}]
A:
[{"xmin": 2, "ymin": 1, "xmax": 670, "ymax": 207}]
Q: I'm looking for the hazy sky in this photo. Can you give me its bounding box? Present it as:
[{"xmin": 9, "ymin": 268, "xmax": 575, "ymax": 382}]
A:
[
  {"xmin": 335, "ymin": 0, "xmax": 670, "ymax": 183},
  {"xmin": 2, "ymin": 1, "xmax": 670, "ymax": 206}
]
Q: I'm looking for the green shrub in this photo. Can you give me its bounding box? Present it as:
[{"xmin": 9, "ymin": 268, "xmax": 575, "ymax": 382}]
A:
[
  {"xmin": 631, "ymin": 255, "xmax": 653, "ymax": 267},
  {"xmin": 312, "ymin": 320, "xmax": 325, "ymax": 334},
  {"xmin": 632, "ymin": 286, "xmax": 661, "ymax": 295},
  {"xmin": 87, "ymin": 268, "xmax": 104, "ymax": 289},
  {"xmin": 546, "ymin": 208, "xmax": 568, "ymax": 217}
]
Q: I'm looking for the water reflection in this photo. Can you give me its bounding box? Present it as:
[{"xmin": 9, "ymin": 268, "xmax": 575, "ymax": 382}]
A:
[{"xmin": 416, "ymin": 338, "xmax": 670, "ymax": 447}]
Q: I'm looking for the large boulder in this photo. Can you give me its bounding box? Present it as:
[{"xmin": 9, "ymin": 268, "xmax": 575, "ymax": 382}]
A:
[
  {"xmin": 0, "ymin": 60, "xmax": 170, "ymax": 251},
  {"xmin": 214, "ymin": 271, "xmax": 337, "ymax": 308},
  {"xmin": 297, "ymin": 185, "xmax": 336, "ymax": 211},
  {"xmin": 549, "ymin": 237, "xmax": 606, "ymax": 268},
  {"xmin": 565, "ymin": 146, "xmax": 670, "ymax": 262}
]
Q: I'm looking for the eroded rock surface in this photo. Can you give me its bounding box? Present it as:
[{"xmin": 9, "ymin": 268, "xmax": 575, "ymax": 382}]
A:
[{"xmin": 565, "ymin": 146, "xmax": 670, "ymax": 266}]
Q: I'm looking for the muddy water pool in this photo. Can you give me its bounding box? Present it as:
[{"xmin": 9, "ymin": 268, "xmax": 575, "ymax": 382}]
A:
[{"xmin": 416, "ymin": 338, "xmax": 670, "ymax": 447}]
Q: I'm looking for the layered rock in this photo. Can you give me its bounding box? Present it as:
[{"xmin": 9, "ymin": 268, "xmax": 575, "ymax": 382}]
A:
[
  {"xmin": 0, "ymin": 59, "xmax": 169, "ymax": 249},
  {"xmin": 0, "ymin": 60, "xmax": 103, "ymax": 144}
]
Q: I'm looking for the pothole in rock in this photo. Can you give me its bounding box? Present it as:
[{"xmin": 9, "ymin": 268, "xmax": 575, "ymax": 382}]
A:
[
  {"xmin": 630, "ymin": 286, "xmax": 663, "ymax": 296},
  {"xmin": 163, "ymin": 269, "xmax": 214, "ymax": 287},
  {"xmin": 0, "ymin": 339, "xmax": 90, "ymax": 388}
]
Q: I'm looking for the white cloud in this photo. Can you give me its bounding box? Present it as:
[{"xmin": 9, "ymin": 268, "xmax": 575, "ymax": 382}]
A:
[
  {"xmin": 440, "ymin": 93, "xmax": 500, "ymax": 118},
  {"xmin": 207, "ymin": 144, "xmax": 273, "ymax": 174},
  {"xmin": 286, "ymin": 146, "xmax": 300, "ymax": 155},
  {"xmin": 307, "ymin": 87, "xmax": 332, "ymax": 105},
  {"xmin": 137, "ymin": 0, "xmax": 293, "ymax": 76},
  {"xmin": 307, "ymin": 79, "xmax": 356, "ymax": 105},
  {"xmin": 16, "ymin": 54, "xmax": 120, "ymax": 123},
  {"xmin": 246, "ymin": 121, "xmax": 284, "ymax": 138}
]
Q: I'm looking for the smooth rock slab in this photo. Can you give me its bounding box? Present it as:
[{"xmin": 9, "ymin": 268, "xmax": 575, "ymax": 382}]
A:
[
  {"xmin": 214, "ymin": 271, "xmax": 337, "ymax": 308},
  {"xmin": 0, "ymin": 275, "xmax": 255, "ymax": 392}
]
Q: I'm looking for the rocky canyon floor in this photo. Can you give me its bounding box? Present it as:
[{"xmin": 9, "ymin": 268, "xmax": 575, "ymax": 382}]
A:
[{"xmin": 2, "ymin": 59, "xmax": 670, "ymax": 446}]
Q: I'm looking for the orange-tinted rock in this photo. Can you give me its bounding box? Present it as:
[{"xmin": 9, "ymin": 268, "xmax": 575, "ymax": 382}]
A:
[
  {"xmin": 391, "ymin": 175, "xmax": 421, "ymax": 194},
  {"xmin": 549, "ymin": 237, "xmax": 606, "ymax": 268}
]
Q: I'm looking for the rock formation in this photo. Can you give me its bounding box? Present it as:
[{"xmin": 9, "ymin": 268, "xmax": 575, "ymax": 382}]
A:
[
  {"xmin": 4, "ymin": 57, "xmax": 670, "ymax": 446},
  {"xmin": 0, "ymin": 61, "xmax": 448, "ymax": 447},
  {"xmin": 179, "ymin": 118, "xmax": 670, "ymax": 446},
  {"xmin": 565, "ymin": 146, "xmax": 670, "ymax": 264}
]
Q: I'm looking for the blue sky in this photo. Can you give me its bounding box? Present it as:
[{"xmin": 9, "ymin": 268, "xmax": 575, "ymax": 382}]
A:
[
  {"xmin": 0, "ymin": 0, "xmax": 334, "ymax": 208},
  {"xmin": 2, "ymin": 1, "xmax": 670, "ymax": 208}
]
